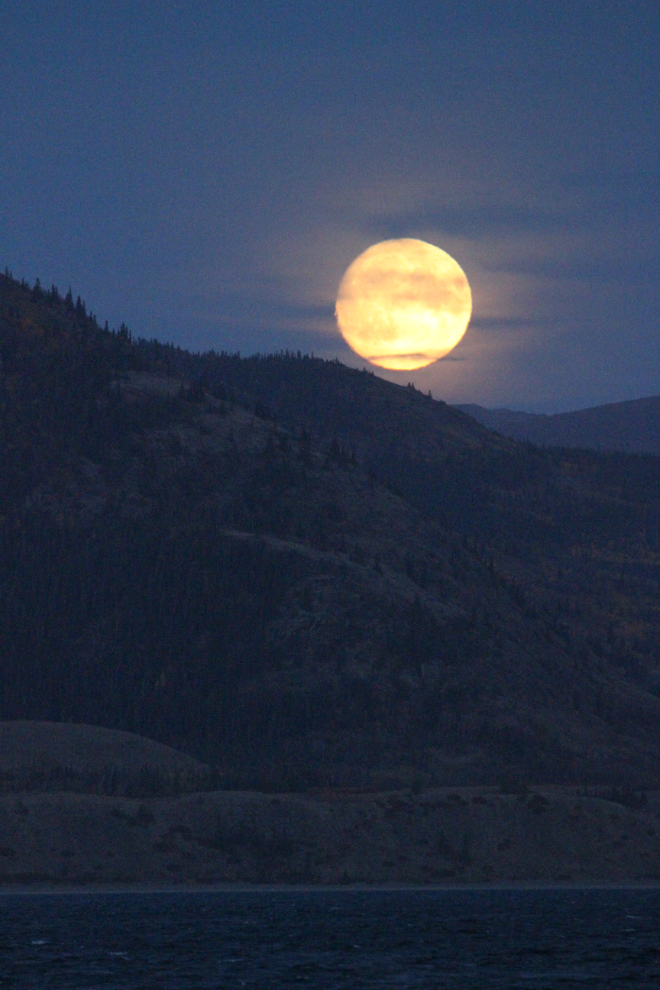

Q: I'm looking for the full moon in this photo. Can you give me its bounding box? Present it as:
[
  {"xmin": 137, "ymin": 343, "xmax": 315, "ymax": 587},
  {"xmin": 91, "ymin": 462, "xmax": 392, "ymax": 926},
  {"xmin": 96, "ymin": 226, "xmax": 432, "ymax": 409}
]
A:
[{"xmin": 335, "ymin": 238, "xmax": 472, "ymax": 370}]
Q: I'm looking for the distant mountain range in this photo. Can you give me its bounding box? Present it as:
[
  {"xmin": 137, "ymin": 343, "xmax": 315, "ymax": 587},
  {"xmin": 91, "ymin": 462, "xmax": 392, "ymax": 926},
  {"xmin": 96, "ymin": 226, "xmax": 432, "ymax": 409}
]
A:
[{"xmin": 455, "ymin": 397, "xmax": 660, "ymax": 454}]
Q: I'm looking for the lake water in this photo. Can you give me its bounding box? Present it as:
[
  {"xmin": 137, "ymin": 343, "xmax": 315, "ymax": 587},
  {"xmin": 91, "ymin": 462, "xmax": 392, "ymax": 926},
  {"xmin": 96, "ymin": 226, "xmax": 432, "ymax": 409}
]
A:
[{"xmin": 1, "ymin": 887, "xmax": 659, "ymax": 988}]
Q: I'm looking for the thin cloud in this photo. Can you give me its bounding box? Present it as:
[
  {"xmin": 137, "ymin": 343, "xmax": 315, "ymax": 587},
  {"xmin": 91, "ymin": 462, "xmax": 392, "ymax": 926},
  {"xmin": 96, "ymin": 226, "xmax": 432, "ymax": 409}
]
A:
[{"xmin": 469, "ymin": 317, "xmax": 538, "ymax": 331}]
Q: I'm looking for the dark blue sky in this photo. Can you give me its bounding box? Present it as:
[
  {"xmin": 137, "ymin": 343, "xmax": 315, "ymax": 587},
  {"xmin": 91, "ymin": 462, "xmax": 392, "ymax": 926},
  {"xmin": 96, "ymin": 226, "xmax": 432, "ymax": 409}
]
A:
[{"xmin": 2, "ymin": 1, "xmax": 658, "ymax": 410}]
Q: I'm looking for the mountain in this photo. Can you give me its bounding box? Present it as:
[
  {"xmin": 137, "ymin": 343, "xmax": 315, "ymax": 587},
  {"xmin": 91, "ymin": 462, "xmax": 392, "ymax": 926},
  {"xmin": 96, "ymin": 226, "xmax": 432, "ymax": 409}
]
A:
[
  {"xmin": 2, "ymin": 271, "xmax": 660, "ymax": 793},
  {"xmin": 456, "ymin": 398, "xmax": 660, "ymax": 454}
]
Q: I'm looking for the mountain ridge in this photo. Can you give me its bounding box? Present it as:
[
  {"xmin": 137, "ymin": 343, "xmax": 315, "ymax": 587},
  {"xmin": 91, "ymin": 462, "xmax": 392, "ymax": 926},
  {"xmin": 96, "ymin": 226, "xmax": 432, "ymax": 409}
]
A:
[{"xmin": 455, "ymin": 397, "xmax": 660, "ymax": 454}]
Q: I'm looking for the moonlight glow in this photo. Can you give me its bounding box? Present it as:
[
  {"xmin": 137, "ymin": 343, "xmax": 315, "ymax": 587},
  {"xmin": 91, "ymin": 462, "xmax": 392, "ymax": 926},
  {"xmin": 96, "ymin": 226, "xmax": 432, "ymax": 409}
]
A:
[{"xmin": 335, "ymin": 239, "xmax": 472, "ymax": 370}]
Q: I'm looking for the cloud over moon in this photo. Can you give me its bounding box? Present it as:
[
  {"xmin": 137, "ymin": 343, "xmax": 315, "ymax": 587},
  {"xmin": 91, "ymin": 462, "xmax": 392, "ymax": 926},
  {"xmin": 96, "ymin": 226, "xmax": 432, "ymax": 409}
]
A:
[{"xmin": 335, "ymin": 239, "xmax": 472, "ymax": 370}]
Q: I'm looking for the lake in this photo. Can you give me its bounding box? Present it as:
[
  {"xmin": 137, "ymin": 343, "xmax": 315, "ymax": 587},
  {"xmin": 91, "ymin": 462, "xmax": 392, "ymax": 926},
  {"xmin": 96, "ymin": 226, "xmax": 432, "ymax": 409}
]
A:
[{"xmin": 1, "ymin": 887, "xmax": 659, "ymax": 988}]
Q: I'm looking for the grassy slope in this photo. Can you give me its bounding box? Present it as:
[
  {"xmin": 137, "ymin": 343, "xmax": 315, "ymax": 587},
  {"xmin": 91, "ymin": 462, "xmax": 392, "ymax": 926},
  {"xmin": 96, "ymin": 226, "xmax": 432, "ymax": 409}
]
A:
[
  {"xmin": 0, "ymin": 785, "xmax": 658, "ymax": 885},
  {"xmin": 0, "ymin": 721, "xmax": 211, "ymax": 797}
]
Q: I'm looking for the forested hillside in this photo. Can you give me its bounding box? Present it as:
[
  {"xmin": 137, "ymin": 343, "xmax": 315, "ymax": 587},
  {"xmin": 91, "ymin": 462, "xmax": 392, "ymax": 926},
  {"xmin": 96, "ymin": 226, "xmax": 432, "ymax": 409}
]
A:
[{"xmin": 2, "ymin": 271, "xmax": 660, "ymax": 791}]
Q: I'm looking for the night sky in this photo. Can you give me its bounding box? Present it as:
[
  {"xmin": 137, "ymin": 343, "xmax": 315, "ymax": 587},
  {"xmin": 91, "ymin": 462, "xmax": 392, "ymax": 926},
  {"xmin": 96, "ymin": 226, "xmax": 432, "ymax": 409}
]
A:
[{"xmin": 2, "ymin": 1, "xmax": 658, "ymax": 411}]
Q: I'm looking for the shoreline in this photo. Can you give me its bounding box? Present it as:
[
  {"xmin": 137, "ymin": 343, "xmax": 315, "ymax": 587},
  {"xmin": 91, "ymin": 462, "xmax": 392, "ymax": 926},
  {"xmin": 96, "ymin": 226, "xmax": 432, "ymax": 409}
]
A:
[{"xmin": 3, "ymin": 880, "xmax": 660, "ymax": 895}]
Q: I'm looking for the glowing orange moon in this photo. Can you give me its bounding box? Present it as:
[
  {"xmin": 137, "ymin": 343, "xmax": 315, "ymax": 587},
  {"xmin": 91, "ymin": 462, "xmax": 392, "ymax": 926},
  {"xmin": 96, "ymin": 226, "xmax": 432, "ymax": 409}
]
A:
[{"xmin": 335, "ymin": 238, "xmax": 472, "ymax": 370}]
